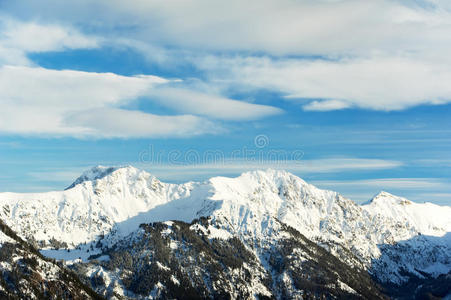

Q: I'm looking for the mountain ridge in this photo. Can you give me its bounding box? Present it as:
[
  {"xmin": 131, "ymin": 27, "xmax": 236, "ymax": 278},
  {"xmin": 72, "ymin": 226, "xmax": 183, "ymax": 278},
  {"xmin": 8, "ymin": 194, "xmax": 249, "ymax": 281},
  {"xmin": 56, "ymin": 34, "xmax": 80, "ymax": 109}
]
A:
[{"xmin": 0, "ymin": 166, "xmax": 450, "ymax": 298}]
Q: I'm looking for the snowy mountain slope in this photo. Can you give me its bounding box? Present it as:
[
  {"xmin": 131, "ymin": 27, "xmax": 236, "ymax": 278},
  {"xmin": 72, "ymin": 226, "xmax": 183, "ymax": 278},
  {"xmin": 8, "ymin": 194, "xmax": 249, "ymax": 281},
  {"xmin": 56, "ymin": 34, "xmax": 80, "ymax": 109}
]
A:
[
  {"xmin": 362, "ymin": 191, "xmax": 451, "ymax": 237},
  {"xmin": 0, "ymin": 166, "xmax": 196, "ymax": 247},
  {"xmin": 0, "ymin": 219, "xmax": 102, "ymax": 299},
  {"xmin": 73, "ymin": 218, "xmax": 385, "ymax": 299},
  {"xmin": 0, "ymin": 166, "xmax": 449, "ymax": 287},
  {"xmin": 362, "ymin": 191, "xmax": 451, "ymax": 284}
]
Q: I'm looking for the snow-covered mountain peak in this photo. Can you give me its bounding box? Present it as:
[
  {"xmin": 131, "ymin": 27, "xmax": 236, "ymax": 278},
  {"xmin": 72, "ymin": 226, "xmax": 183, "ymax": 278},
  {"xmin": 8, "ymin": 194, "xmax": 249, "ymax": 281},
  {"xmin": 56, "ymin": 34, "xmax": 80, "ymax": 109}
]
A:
[
  {"xmin": 229, "ymin": 168, "xmax": 305, "ymax": 182},
  {"xmin": 366, "ymin": 191, "xmax": 413, "ymax": 206},
  {"xmin": 202, "ymin": 169, "xmax": 359, "ymax": 243},
  {"xmin": 208, "ymin": 168, "xmax": 319, "ymax": 200},
  {"xmin": 1, "ymin": 165, "xmax": 450, "ymax": 287},
  {"xmin": 362, "ymin": 191, "xmax": 451, "ymax": 238},
  {"xmin": 65, "ymin": 165, "xmax": 162, "ymax": 191},
  {"xmin": 66, "ymin": 165, "xmax": 135, "ymax": 189}
]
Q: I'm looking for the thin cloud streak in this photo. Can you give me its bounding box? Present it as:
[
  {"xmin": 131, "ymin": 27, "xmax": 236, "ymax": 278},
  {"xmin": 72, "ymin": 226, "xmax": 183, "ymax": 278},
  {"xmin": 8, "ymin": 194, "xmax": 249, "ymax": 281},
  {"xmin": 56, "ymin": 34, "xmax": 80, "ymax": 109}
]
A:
[
  {"xmin": 312, "ymin": 178, "xmax": 449, "ymax": 189},
  {"xmin": 148, "ymin": 87, "xmax": 283, "ymax": 121},
  {"xmin": 137, "ymin": 158, "xmax": 402, "ymax": 181}
]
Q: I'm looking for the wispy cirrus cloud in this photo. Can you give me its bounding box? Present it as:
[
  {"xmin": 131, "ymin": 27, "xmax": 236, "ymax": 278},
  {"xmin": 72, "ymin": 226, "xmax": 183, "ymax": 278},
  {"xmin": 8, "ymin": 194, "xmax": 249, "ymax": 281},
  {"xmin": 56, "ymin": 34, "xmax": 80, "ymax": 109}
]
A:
[
  {"xmin": 65, "ymin": 108, "xmax": 219, "ymax": 138},
  {"xmin": 312, "ymin": 178, "xmax": 448, "ymax": 189},
  {"xmin": 148, "ymin": 87, "xmax": 283, "ymax": 121},
  {"xmin": 0, "ymin": 65, "xmax": 282, "ymax": 137},
  {"xmin": 0, "ymin": 65, "xmax": 187, "ymax": 137},
  {"xmin": 134, "ymin": 157, "xmax": 402, "ymax": 182},
  {"xmin": 197, "ymin": 55, "xmax": 451, "ymax": 111}
]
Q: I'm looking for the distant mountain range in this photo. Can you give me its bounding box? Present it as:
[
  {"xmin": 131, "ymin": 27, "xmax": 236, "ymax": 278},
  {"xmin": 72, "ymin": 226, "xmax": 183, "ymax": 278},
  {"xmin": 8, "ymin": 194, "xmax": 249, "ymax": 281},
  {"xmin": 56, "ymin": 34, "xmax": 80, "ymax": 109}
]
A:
[{"xmin": 0, "ymin": 166, "xmax": 450, "ymax": 299}]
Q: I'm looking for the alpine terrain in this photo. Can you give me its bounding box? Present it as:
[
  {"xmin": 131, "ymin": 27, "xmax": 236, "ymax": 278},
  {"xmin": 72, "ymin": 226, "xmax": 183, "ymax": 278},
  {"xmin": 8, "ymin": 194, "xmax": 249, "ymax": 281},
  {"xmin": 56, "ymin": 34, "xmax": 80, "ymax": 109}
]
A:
[{"xmin": 0, "ymin": 166, "xmax": 450, "ymax": 299}]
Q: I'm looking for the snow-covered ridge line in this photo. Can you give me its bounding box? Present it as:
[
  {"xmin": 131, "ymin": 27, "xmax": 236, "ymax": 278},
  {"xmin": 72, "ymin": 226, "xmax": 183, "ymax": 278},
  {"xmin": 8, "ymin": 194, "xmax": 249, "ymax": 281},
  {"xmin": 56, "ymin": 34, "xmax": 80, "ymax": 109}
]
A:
[
  {"xmin": 1, "ymin": 165, "xmax": 450, "ymax": 244},
  {"xmin": 0, "ymin": 166, "xmax": 450, "ymax": 284}
]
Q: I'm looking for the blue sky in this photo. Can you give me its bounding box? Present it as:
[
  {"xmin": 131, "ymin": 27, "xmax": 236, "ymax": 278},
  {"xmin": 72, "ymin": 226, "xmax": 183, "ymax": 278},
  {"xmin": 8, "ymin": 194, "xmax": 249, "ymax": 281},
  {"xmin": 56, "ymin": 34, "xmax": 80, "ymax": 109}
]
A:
[{"xmin": 0, "ymin": 0, "xmax": 450, "ymax": 204}]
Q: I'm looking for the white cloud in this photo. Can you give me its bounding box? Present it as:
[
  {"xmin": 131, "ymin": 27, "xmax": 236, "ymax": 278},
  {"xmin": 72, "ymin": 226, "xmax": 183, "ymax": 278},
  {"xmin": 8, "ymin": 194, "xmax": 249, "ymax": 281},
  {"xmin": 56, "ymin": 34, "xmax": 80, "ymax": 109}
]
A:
[
  {"xmin": 66, "ymin": 108, "xmax": 218, "ymax": 138},
  {"xmin": 303, "ymin": 99, "xmax": 351, "ymax": 111},
  {"xmin": 149, "ymin": 87, "xmax": 283, "ymax": 120},
  {"xmin": 198, "ymin": 55, "xmax": 451, "ymax": 111},
  {"xmin": 7, "ymin": 0, "xmax": 451, "ymax": 56},
  {"xmin": 0, "ymin": 66, "xmax": 214, "ymax": 137},
  {"xmin": 0, "ymin": 66, "xmax": 168, "ymax": 109},
  {"xmin": 0, "ymin": 17, "xmax": 99, "ymax": 66},
  {"xmin": 0, "ymin": 65, "xmax": 282, "ymax": 137},
  {"xmin": 0, "ymin": 17, "xmax": 284, "ymax": 137},
  {"xmin": 3, "ymin": 1, "xmax": 451, "ymax": 116},
  {"xmin": 3, "ymin": 20, "xmax": 98, "ymax": 53},
  {"xmin": 97, "ymin": 0, "xmax": 451, "ymax": 111}
]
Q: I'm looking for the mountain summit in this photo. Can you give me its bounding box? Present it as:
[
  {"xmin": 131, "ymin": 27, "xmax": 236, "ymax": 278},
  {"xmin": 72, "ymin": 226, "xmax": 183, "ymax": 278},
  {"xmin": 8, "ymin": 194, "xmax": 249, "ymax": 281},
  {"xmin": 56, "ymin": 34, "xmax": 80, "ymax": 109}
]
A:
[
  {"xmin": 0, "ymin": 166, "xmax": 450, "ymax": 299},
  {"xmin": 65, "ymin": 165, "xmax": 121, "ymax": 190}
]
